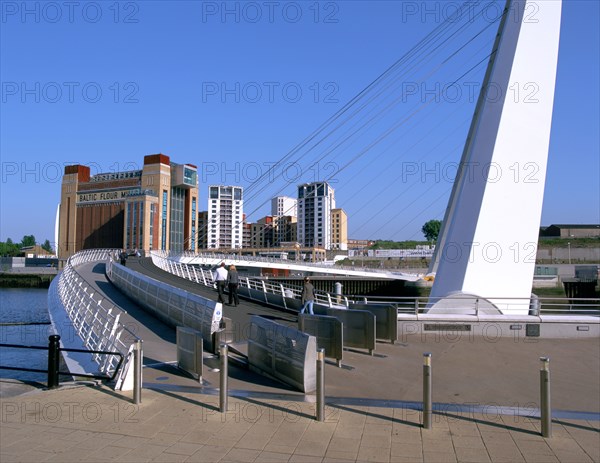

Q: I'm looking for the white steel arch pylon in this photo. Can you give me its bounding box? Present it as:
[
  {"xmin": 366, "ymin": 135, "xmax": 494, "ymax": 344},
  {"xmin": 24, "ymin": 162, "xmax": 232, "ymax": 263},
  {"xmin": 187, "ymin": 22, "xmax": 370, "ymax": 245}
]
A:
[{"xmin": 428, "ymin": 0, "xmax": 562, "ymax": 314}]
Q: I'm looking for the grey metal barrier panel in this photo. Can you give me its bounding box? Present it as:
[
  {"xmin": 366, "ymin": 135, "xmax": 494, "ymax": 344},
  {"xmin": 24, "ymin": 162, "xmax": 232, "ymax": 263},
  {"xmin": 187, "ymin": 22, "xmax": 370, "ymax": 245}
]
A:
[
  {"xmin": 349, "ymin": 303, "xmax": 398, "ymax": 343},
  {"xmin": 265, "ymin": 290, "xmax": 284, "ymax": 307},
  {"xmin": 176, "ymin": 326, "xmax": 203, "ymax": 381},
  {"xmin": 298, "ymin": 314, "xmax": 343, "ymax": 367},
  {"xmin": 109, "ymin": 264, "xmax": 223, "ymax": 351},
  {"xmin": 286, "ymin": 297, "xmax": 303, "ymax": 311},
  {"xmin": 241, "ymin": 286, "xmax": 262, "ymax": 303},
  {"xmin": 247, "ymin": 315, "xmax": 317, "ymax": 393},
  {"xmin": 325, "ymin": 308, "xmax": 376, "ymax": 355}
]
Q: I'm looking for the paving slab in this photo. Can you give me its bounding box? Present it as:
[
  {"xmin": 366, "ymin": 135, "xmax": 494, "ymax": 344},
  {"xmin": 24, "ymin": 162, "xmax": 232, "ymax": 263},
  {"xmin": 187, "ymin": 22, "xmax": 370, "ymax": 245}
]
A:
[{"xmin": 1, "ymin": 384, "xmax": 598, "ymax": 463}]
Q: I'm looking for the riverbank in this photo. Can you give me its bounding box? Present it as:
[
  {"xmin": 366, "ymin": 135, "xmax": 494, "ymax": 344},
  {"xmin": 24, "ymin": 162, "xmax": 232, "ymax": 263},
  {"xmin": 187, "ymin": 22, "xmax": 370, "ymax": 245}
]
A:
[{"xmin": 0, "ymin": 272, "xmax": 56, "ymax": 288}]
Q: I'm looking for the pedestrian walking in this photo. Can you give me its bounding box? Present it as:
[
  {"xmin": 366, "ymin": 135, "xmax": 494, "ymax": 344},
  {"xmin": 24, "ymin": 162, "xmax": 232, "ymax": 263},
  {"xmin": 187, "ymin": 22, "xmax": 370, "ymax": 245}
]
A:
[
  {"xmin": 213, "ymin": 262, "xmax": 228, "ymax": 304},
  {"xmin": 227, "ymin": 264, "xmax": 240, "ymax": 306},
  {"xmin": 300, "ymin": 277, "xmax": 315, "ymax": 315}
]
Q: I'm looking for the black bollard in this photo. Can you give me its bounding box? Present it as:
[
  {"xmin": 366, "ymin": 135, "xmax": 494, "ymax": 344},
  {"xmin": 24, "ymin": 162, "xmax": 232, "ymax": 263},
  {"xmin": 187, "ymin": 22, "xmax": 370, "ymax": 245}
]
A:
[{"xmin": 47, "ymin": 335, "xmax": 61, "ymax": 389}]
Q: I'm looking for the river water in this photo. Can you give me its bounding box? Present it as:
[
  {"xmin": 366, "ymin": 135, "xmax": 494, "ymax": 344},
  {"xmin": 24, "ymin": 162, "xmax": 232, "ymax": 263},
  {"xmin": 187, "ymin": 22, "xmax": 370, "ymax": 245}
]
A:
[{"xmin": 0, "ymin": 288, "xmax": 53, "ymax": 382}]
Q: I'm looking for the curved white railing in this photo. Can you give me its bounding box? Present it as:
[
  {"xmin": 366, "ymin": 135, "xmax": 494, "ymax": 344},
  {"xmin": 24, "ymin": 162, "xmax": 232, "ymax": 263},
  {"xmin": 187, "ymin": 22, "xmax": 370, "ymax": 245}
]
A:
[
  {"xmin": 173, "ymin": 250, "xmax": 421, "ymax": 281},
  {"xmin": 150, "ymin": 251, "xmax": 600, "ymax": 317},
  {"xmin": 150, "ymin": 250, "xmax": 348, "ymax": 309},
  {"xmin": 47, "ymin": 249, "xmax": 137, "ymax": 389}
]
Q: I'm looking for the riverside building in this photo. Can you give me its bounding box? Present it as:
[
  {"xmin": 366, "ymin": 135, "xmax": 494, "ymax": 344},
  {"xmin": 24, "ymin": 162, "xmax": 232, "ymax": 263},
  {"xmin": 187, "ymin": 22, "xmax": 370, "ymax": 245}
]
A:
[
  {"xmin": 57, "ymin": 154, "xmax": 199, "ymax": 258},
  {"xmin": 206, "ymin": 185, "xmax": 244, "ymax": 249},
  {"xmin": 297, "ymin": 181, "xmax": 336, "ymax": 250}
]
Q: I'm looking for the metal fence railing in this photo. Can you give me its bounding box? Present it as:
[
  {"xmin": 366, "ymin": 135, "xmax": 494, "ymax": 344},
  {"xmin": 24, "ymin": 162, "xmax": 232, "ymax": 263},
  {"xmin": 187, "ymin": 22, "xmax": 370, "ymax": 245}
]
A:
[
  {"xmin": 150, "ymin": 251, "xmax": 348, "ymax": 310},
  {"xmin": 0, "ymin": 335, "xmax": 124, "ymax": 388}
]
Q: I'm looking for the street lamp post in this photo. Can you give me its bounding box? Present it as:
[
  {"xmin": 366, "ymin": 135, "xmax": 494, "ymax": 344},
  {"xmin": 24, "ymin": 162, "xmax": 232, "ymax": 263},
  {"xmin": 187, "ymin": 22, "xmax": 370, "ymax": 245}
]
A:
[{"xmin": 567, "ymin": 242, "xmax": 571, "ymax": 265}]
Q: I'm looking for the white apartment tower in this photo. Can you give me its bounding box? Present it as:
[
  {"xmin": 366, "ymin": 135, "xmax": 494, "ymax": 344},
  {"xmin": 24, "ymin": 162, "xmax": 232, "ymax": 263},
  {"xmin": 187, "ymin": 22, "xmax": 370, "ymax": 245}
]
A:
[
  {"xmin": 207, "ymin": 185, "xmax": 243, "ymax": 249},
  {"xmin": 297, "ymin": 182, "xmax": 335, "ymax": 250},
  {"xmin": 271, "ymin": 196, "xmax": 297, "ymax": 218}
]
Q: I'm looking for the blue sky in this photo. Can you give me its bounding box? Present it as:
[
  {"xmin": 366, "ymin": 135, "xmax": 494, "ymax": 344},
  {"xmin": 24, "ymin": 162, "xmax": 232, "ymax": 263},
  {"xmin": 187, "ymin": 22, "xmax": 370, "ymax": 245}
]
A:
[{"xmin": 1, "ymin": 0, "xmax": 598, "ymax": 246}]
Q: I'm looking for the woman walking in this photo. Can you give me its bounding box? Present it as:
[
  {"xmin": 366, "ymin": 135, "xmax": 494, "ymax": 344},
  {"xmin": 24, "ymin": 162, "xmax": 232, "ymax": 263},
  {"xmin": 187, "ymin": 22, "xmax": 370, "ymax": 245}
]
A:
[{"xmin": 227, "ymin": 265, "xmax": 240, "ymax": 306}]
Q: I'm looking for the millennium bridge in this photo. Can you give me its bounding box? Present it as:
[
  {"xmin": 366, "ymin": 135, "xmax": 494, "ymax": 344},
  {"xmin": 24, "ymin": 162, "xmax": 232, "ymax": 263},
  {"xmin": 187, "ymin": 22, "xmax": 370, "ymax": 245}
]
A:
[{"xmin": 44, "ymin": 249, "xmax": 599, "ymax": 400}]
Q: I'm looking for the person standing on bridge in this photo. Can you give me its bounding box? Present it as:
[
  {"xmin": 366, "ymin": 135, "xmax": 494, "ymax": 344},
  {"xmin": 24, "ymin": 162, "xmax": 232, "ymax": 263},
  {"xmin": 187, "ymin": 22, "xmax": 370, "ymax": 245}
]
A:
[
  {"xmin": 213, "ymin": 262, "xmax": 228, "ymax": 304},
  {"xmin": 300, "ymin": 277, "xmax": 315, "ymax": 315},
  {"xmin": 119, "ymin": 249, "xmax": 128, "ymax": 266},
  {"xmin": 227, "ymin": 264, "xmax": 240, "ymax": 306}
]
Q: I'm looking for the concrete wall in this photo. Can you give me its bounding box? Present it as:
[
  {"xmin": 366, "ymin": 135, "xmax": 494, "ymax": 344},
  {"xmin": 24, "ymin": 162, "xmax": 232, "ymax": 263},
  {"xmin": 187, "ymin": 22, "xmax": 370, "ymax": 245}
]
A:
[
  {"xmin": 397, "ymin": 314, "xmax": 599, "ymax": 340},
  {"xmin": 537, "ymin": 248, "xmax": 600, "ymax": 263}
]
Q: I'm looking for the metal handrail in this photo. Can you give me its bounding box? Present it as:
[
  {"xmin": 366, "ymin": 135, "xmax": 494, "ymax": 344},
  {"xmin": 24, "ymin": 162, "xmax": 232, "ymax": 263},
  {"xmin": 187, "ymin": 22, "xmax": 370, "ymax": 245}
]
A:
[
  {"xmin": 50, "ymin": 248, "xmax": 140, "ymax": 388},
  {"xmin": 151, "ymin": 251, "xmax": 346, "ymax": 309},
  {"xmin": 0, "ymin": 340, "xmax": 124, "ymax": 382}
]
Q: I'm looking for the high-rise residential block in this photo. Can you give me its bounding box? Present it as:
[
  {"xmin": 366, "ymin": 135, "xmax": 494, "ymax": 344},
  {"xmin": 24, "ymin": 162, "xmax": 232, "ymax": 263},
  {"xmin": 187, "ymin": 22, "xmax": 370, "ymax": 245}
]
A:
[
  {"xmin": 207, "ymin": 185, "xmax": 244, "ymax": 249},
  {"xmin": 297, "ymin": 182, "xmax": 335, "ymax": 250}
]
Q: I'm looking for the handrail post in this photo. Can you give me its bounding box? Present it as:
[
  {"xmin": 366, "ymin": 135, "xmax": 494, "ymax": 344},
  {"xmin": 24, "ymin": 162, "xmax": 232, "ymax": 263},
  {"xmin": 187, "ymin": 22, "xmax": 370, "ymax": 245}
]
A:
[
  {"xmin": 47, "ymin": 335, "xmax": 61, "ymax": 389},
  {"xmin": 133, "ymin": 339, "xmax": 143, "ymax": 405},
  {"xmin": 540, "ymin": 357, "xmax": 552, "ymax": 438},
  {"xmin": 316, "ymin": 348, "xmax": 325, "ymax": 421},
  {"xmin": 423, "ymin": 353, "xmax": 432, "ymax": 429},
  {"xmin": 219, "ymin": 343, "xmax": 229, "ymax": 412}
]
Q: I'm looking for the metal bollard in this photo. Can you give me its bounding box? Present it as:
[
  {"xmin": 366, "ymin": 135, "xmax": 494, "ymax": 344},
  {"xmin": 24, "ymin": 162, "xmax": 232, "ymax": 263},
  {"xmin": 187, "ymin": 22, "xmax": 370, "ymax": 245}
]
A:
[
  {"xmin": 423, "ymin": 353, "xmax": 432, "ymax": 429},
  {"xmin": 316, "ymin": 348, "xmax": 325, "ymax": 421},
  {"xmin": 540, "ymin": 357, "xmax": 552, "ymax": 438},
  {"xmin": 47, "ymin": 335, "xmax": 61, "ymax": 389},
  {"xmin": 219, "ymin": 343, "xmax": 229, "ymax": 413},
  {"xmin": 133, "ymin": 339, "xmax": 143, "ymax": 405}
]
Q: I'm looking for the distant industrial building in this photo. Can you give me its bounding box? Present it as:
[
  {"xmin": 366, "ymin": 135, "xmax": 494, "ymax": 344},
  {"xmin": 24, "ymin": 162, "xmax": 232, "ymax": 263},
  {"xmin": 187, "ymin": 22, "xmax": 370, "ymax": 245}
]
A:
[
  {"xmin": 207, "ymin": 185, "xmax": 244, "ymax": 249},
  {"xmin": 347, "ymin": 239, "xmax": 375, "ymax": 250},
  {"xmin": 540, "ymin": 224, "xmax": 600, "ymax": 239},
  {"xmin": 57, "ymin": 154, "xmax": 198, "ymax": 258}
]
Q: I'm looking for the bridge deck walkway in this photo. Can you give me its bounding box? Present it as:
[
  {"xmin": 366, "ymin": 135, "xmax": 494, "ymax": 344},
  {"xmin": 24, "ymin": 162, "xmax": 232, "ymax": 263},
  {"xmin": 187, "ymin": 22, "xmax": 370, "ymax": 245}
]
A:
[
  {"xmin": 75, "ymin": 258, "xmax": 302, "ymax": 397},
  {"xmin": 73, "ymin": 257, "xmax": 598, "ymax": 414}
]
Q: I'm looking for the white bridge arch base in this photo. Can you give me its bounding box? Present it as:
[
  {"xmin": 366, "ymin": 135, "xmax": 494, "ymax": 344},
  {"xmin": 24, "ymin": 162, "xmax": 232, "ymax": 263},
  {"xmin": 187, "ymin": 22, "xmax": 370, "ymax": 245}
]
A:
[{"xmin": 426, "ymin": 292, "xmax": 538, "ymax": 316}]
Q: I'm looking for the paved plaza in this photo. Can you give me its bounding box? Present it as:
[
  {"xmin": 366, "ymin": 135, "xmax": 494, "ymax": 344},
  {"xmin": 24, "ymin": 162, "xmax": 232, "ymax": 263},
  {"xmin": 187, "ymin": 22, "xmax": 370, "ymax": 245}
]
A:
[{"xmin": 1, "ymin": 380, "xmax": 599, "ymax": 463}]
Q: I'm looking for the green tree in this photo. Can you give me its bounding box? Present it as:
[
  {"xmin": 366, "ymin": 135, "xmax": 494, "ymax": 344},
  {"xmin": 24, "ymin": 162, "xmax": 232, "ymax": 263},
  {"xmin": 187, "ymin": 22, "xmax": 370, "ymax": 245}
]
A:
[
  {"xmin": 41, "ymin": 239, "xmax": 53, "ymax": 253},
  {"xmin": 21, "ymin": 235, "xmax": 36, "ymax": 247},
  {"xmin": 0, "ymin": 239, "xmax": 21, "ymax": 257},
  {"xmin": 422, "ymin": 220, "xmax": 442, "ymax": 242}
]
